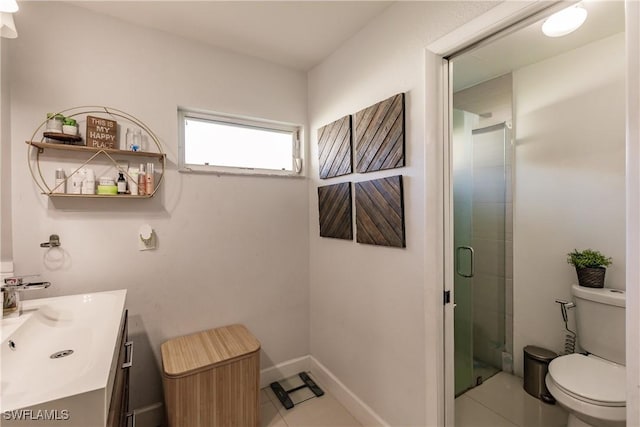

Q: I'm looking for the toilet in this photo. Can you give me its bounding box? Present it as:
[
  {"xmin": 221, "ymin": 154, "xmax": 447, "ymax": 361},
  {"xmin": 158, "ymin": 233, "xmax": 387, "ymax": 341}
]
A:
[{"xmin": 545, "ymin": 284, "xmax": 626, "ymax": 427}]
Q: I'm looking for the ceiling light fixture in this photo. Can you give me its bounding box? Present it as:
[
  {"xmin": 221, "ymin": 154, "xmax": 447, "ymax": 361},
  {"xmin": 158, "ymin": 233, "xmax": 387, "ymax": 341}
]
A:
[
  {"xmin": 0, "ymin": 0, "xmax": 18, "ymax": 14},
  {"xmin": 542, "ymin": 4, "xmax": 588, "ymax": 38}
]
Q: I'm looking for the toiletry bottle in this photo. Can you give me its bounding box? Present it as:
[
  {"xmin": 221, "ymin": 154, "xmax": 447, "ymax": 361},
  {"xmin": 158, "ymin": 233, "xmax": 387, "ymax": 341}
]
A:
[
  {"xmin": 132, "ymin": 130, "xmax": 141, "ymax": 152},
  {"xmin": 117, "ymin": 172, "xmax": 127, "ymax": 194},
  {"xmin": 71, "ymin": 171, "xmax": 84, "ymax": 194},
  {"xmin": 128, "ymin": 167, "xmax": 139, "ymax": 196},
  {"xmin": 146, "ymin": 162, "xmax": 154, "ymax": 195},
  {"xmin": 54, "ymin": 168, "xmax": 66, "ymax": 194},
  {"xmin": 82, "ymin": 169, "xmax": 95, "ymax": 195},
  {"xmin": 125, "ymin": 128, "xmax": 132, "ymax": 151},
  {"xmin": 137, "ymin": 163, "xmax": 146, "ymax": 196}
]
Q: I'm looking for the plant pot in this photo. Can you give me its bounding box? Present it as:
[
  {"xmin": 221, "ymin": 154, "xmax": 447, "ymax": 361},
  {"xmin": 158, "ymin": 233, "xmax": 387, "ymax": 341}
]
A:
[
  {"xmin": 62, "ymin": 125, "xmax": 77, "ymax": 135},
  {"xmin": 46, "ymin": 117, "xmax": 63, "ymax": 133},
  {"xmin": 576, "ymin": 266, "xmax": 606, "ymax": 288}
]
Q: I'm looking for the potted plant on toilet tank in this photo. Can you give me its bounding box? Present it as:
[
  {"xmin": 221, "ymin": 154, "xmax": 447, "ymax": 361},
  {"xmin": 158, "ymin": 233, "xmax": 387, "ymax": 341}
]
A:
[{"xmin": 567, "ymin": 248, "xmax": 612, "ymax": 288}]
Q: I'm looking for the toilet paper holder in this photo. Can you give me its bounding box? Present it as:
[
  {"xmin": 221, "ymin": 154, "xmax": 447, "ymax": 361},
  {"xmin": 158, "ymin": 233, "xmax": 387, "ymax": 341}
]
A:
[{"xmin": 40, "ymin": 234, "xmax": 61, "ymax": 248}]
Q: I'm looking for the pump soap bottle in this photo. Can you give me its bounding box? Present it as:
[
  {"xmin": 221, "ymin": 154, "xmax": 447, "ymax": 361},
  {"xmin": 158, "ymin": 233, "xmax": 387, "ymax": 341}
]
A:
[
  {"xmin": 53, "ymin": 169, "xmax": 66, "ymax": 194},
  {"xmin": 137, "ymin": 163, "xmax": 146, "ymax": 196},
  {"xmin": 145, "ymin": 162, "xmax": 154, "ymax": 195},
  {"xmin": 117, "ymin": 172, "xmax": 127, "ymax": 194}
]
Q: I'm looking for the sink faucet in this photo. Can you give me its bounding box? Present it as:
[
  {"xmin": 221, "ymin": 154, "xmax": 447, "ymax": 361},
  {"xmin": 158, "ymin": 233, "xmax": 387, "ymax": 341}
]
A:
[{"xmin": 2, "ymin": 276, "xmax": 51, "ymax": 317}]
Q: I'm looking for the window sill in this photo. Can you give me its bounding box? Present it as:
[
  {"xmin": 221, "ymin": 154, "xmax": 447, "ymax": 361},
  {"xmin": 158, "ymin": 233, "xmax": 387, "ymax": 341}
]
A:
[{"xmin": 178, "ymin": 167, "xmax": 306, "ymax": 179}]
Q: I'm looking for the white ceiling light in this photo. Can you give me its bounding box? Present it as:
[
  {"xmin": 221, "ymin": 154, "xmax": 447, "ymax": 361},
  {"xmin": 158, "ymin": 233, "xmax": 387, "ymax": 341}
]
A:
[
  {"xmin": 0, "ymin": 0, "xmax": 18, "ymax": 14},
  {"xmin": 542, "ymin": 4, "xmax": 588, "ymax": 38}
]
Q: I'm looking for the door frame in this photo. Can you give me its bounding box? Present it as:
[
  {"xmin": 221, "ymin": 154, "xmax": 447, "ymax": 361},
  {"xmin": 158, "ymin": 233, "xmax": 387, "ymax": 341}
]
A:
[{"xmin": 427, "ymin": 1, "xmax": 640, "ymax": 425}]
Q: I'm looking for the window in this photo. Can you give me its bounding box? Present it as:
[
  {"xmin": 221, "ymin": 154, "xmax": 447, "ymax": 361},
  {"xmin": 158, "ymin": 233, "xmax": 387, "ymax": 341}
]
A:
[{"xmin": 178, "ymin": 109, "xmax": 302, "ymax": 176}]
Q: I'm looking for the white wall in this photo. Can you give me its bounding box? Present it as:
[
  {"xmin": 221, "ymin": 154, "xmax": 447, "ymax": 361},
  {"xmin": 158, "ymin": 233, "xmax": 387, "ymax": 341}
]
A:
[
  {"xmin": 7, "ymin": 2, "xmax": 309, "ymax": 411},
  {"xmin": 513, "ymin": 33, "xmax": 626, "ymax": 375},
  {"xmin": 625, "ymin": 2, "xmax": 640, "ymax": 424},
  {"xmin": 1, "ymin": 37, "xmax": 12, "ymax": 268},
  {"xmin": 307, "ymin": 2, "xmax": 497, "ymax": 425}
]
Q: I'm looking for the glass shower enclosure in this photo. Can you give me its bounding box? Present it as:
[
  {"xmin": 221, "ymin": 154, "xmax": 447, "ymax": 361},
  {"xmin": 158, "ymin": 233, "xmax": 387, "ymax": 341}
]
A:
[{"xmin": 453, "ymin": 109, "xmax": 510, "ymax": 395}]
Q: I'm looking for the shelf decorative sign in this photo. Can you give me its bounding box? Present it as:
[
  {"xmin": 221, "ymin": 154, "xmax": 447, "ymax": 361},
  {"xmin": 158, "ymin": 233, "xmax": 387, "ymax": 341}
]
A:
[{"xmin": 86, "ymin": 115, "xmax": 117, "ymax": 149}]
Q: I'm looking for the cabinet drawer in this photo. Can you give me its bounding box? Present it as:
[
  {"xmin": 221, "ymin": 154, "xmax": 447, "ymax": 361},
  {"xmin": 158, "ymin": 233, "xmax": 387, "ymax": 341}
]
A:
[{"xmin": 107, "ymin": 310, "xmax": 131, "ymax": 427}]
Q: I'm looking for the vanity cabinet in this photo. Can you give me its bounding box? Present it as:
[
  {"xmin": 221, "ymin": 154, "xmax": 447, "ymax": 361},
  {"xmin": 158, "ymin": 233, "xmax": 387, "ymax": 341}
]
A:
[
  {"xmin": 107, "ymin": 310, "xmax": 132, "ymax": 427},
  {"xmin": 0, "ymin": 290, "xmax": 129, "ymax": 427}
]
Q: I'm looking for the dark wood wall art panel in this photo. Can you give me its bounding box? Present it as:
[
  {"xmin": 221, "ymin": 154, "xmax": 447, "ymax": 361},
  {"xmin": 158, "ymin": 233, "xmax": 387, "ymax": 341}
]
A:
[
  {"xmin": 317, "ymin": 115, "xmax": 352, "ymax": 179},
  {"xmin": 318, "ymin": 182, "xmax": 353, "ymax": 240},
  {"xmin": 354, "ymin": 93, "xmax": 405, "ymax": 173},
  {"xmin": 355, "ymin": 175, "xmax": 405, "ymax": 248}
]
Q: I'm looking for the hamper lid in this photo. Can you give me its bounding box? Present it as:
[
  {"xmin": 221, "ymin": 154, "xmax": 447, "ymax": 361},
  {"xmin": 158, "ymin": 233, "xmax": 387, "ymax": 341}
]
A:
[{"xmin": 161, "ymin": 324, "xmax": 260, "ymax": 378}]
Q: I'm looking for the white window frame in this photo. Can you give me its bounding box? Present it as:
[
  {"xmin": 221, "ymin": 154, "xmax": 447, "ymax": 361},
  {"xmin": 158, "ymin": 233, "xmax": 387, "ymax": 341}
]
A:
[{"xmin": 178, "ymin": 108, "xmax": 303, "ymax": 177}]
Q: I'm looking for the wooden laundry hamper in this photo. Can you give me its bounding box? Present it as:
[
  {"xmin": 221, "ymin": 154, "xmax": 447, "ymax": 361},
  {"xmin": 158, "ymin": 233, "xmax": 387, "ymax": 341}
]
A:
[{"xmin": 161, "ymin": 324, "xmax": 261, "ymax": 427}]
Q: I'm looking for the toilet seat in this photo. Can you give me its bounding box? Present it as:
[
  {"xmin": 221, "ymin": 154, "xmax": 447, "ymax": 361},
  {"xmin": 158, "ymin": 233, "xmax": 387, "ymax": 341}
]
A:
[
  {"xmin": 546, "ymin": 353, "xmax": 626, "ymax": 424},
  {"xmin": 547, "ymin": 353, "xmax": 625, "ymax": 406}
]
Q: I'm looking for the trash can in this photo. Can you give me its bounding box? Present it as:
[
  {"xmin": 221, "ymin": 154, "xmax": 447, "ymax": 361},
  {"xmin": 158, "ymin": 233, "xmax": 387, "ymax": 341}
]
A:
[
  {"xmin": 161, "ymin": 324, "xmax": 261, "ymax": 427},
  {"xmin": 523, "ymin": 345, "xmax": 557, "ymax": 403}
]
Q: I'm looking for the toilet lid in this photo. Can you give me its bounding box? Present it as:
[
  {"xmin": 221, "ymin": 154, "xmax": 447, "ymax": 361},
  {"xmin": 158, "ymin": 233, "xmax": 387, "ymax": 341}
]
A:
[{"xmin": 548, "ymin": 354, "xmax": 625, "ymax": 406}]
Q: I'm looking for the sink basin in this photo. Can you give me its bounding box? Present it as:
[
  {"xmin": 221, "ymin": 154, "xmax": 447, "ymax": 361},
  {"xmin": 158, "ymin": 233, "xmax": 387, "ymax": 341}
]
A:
[{"xmin": 1, "ymin": 290, "xmax": 127, "ymax": 426}]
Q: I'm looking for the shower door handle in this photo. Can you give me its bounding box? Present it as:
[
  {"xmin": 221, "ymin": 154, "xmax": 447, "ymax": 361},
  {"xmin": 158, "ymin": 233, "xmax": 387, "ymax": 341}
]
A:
[{"xmin": 456, "ymin": 246, "xmax": 474, "ymax": 278}]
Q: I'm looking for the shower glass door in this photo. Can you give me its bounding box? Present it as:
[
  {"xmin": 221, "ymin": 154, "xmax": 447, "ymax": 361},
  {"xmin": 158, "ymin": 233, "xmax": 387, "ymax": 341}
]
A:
[{"xmin": 453, "ymin": 110, "xmax": 508, "ymax": 395}]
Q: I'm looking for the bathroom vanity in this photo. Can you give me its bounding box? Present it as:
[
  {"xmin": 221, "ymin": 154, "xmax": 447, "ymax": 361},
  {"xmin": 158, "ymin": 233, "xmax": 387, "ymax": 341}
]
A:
[{"xmin": 0, "ymin": 290, "xmax": 131, "ymax": 426}]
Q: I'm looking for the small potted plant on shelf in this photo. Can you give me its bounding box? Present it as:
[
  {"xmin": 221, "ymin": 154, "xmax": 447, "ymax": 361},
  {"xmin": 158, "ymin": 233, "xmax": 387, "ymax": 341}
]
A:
[
  {"xmin": 62, "ymin": 117, "xmax": 78, "ymax": 136},
  {"xmin": 567, "ymin": 248, "xmax": 612, "ymax": 288},
  {"xmin": 45, "ymin": 113, "xmax": 65, "ymax": 133}
]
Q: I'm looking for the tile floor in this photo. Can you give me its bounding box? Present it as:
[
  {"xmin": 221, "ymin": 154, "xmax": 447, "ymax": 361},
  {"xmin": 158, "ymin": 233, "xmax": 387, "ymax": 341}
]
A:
[
  {"xmin": 260, "ymin": 375, "xmax": 362, "ymax": 427},
  {"xmin": 260, "ymin": 371, "xmax": 567, "ymax": 427},
  {"xmin": 472, "ymin": 358, "xmax": 501, "ymax": 386},
  {"xmin": 455, "ymin": 372, "xmax": 568, "ymax": 427}
]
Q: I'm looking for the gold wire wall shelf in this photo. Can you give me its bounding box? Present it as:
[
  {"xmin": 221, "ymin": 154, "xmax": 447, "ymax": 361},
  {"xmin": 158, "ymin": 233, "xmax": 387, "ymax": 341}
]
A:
[{"xmin": 26, "ymin": 106, "xmax": 166, "ymax": 198}]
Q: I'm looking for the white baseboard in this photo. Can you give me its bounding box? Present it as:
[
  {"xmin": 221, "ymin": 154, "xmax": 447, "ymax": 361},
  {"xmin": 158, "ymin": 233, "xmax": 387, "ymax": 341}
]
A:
[
  {"xmin": 260, "ymin": 355, "xmax": 311, "ymax": 389},
  {"xmin": 133, "ymin": 402, "xmax": 164, "ymax": 427},
  {"xmin": 310, "ymin": 356, "xmax": 389, "ymax": 427}
]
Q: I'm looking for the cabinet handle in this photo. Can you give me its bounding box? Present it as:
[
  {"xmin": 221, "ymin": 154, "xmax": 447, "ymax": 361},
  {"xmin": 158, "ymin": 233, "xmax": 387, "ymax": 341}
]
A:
[
  {"xmin": 122, "ymin": 341, "xmax": 134, "ymax": 369},
  {"xmin": 125, "ymin": 412, "xmax": 136, "ymax": 427}
]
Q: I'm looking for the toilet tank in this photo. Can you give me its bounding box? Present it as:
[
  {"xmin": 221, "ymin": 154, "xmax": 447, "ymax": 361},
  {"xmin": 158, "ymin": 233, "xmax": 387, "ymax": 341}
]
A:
[{"xmin": 572, "ymin": 284, "xmax": 625, "ymax": 365}]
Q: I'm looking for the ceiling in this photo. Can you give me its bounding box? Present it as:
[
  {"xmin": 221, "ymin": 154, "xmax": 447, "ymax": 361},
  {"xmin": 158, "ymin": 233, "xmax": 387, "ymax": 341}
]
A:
[
  {"xmin": 70, "ymin": 1, "xmax": 393, "ymax": 71},
  {"xmin": 453, "ymin": 0, "xmax": 625, "ymax": 91},
  {"xmin": 56, "ymin": 1, "xmax": 625, "ymax": 78}
]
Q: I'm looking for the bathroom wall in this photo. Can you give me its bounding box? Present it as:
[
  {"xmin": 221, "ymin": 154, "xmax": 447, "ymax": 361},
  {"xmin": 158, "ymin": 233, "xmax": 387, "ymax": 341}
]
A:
[
  {"xmin": 307, "ymin": 2, "xmax": 497, "ymax": 425},
  {"xmin": 1, "ymin": 37, "xmax": 12, "ymax": 268},
  {"xmin": 513, "ymin": 33, "xmax": 626, "ymax": 375},
  {"xmin": 625, "ymin": 4, "xmax": 640, "ymax": 423},
  {"xmin": 7, "ymin": 2, "xmax": 309, "ymax": 413}
]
